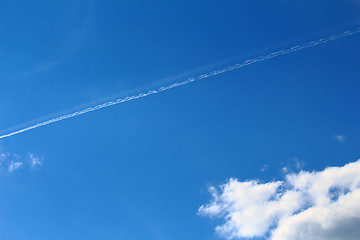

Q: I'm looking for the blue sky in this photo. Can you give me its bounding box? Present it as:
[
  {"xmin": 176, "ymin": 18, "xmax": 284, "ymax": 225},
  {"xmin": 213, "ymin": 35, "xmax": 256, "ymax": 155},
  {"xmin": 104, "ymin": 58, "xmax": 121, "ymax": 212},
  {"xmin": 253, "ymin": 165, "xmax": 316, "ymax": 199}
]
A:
[{"xmin": 1, "ymin": 1, "xmax": 360, "ymax": 240}]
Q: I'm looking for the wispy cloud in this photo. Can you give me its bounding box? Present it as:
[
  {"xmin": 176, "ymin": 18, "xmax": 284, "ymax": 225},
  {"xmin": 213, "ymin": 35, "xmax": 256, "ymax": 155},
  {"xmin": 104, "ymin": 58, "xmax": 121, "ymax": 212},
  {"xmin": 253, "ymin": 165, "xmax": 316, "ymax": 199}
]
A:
[
  {"xmin": 20, "ymin": 58, "xmax": 64, "ymax": 77},
  {"xmin": 0, "ymin": 148, "xmax": 43, "ymax": 173},
  {"xmin": 1, "ymin": 28, "xmax": 359, "ymax": 140},
  {"xmin": 335, "ymin": 135, "xmax": 346, "ymax": 142},
  {"xmin": 8, "ymin": 161, "xmax": 23, "ymax": 172},
  {"xmin": 199, "ymin": 160, "xmax": 360, "ymax": 240},
  {"xmin": 19, "ymin": 1, "xmax": 94, "ymax": 77},
  {"xmin": 28, "ymin": 153, "xmax": 43, "ymax": 168},
  {"xmin": 260, "ymin": 164, "xmax": 269, "ymax": 172},
  {"xmin": 281, "ymin": 157, "xmax": 305, "ymax": 174}
]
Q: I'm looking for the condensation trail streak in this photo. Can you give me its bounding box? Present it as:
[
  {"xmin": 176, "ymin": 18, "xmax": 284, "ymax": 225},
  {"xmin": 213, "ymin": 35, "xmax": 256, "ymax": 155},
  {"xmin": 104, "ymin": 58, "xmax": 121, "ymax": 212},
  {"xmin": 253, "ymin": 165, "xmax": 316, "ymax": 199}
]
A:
[{"xmin": 1, "ymin": 28, "xmax": 359, "ymax": 139}]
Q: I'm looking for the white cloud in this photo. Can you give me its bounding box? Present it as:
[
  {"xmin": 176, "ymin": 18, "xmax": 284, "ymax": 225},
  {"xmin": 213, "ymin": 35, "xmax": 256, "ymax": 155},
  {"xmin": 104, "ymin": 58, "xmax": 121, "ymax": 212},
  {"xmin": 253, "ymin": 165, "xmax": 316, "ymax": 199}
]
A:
[
  {"xmin": 272, "ymin": 190, "xmax": 360, "ymax": 240},
  {"xmin": 199, "ymin": 160, "xmax": 360, "ymax": 240}
]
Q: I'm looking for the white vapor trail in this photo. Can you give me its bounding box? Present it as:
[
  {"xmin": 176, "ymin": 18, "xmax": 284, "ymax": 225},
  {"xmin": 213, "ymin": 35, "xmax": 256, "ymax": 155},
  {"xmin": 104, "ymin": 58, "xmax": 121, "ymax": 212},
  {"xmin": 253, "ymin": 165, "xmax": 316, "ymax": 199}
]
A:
[{"xmin": 1, "ymin": 28, "xmax": 359, "ymax": 139}]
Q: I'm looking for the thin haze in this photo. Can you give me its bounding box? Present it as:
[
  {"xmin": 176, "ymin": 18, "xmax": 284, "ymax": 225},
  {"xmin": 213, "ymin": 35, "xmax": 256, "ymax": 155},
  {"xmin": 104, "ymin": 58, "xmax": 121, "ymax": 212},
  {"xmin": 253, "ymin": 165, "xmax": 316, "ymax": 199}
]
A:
[{"xmin": 1, "ymin": 28, "xmax": 359, "ymax": 140}]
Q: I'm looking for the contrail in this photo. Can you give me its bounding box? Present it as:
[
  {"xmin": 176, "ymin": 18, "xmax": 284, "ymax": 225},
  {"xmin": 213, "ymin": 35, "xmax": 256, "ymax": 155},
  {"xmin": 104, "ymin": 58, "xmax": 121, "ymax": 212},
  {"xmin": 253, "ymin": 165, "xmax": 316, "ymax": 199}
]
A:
[{"xmin": 1, "ymin": 28, "xmax": 359, "ymax": 140}]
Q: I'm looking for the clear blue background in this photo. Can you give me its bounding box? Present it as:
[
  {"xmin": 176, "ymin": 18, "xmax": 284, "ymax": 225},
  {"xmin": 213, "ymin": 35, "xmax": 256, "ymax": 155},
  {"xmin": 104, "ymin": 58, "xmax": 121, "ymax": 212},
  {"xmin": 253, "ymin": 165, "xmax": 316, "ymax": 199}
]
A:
[{"xmin": 0, "ymin": 1, "xmax": 360, "ymax": 239}]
